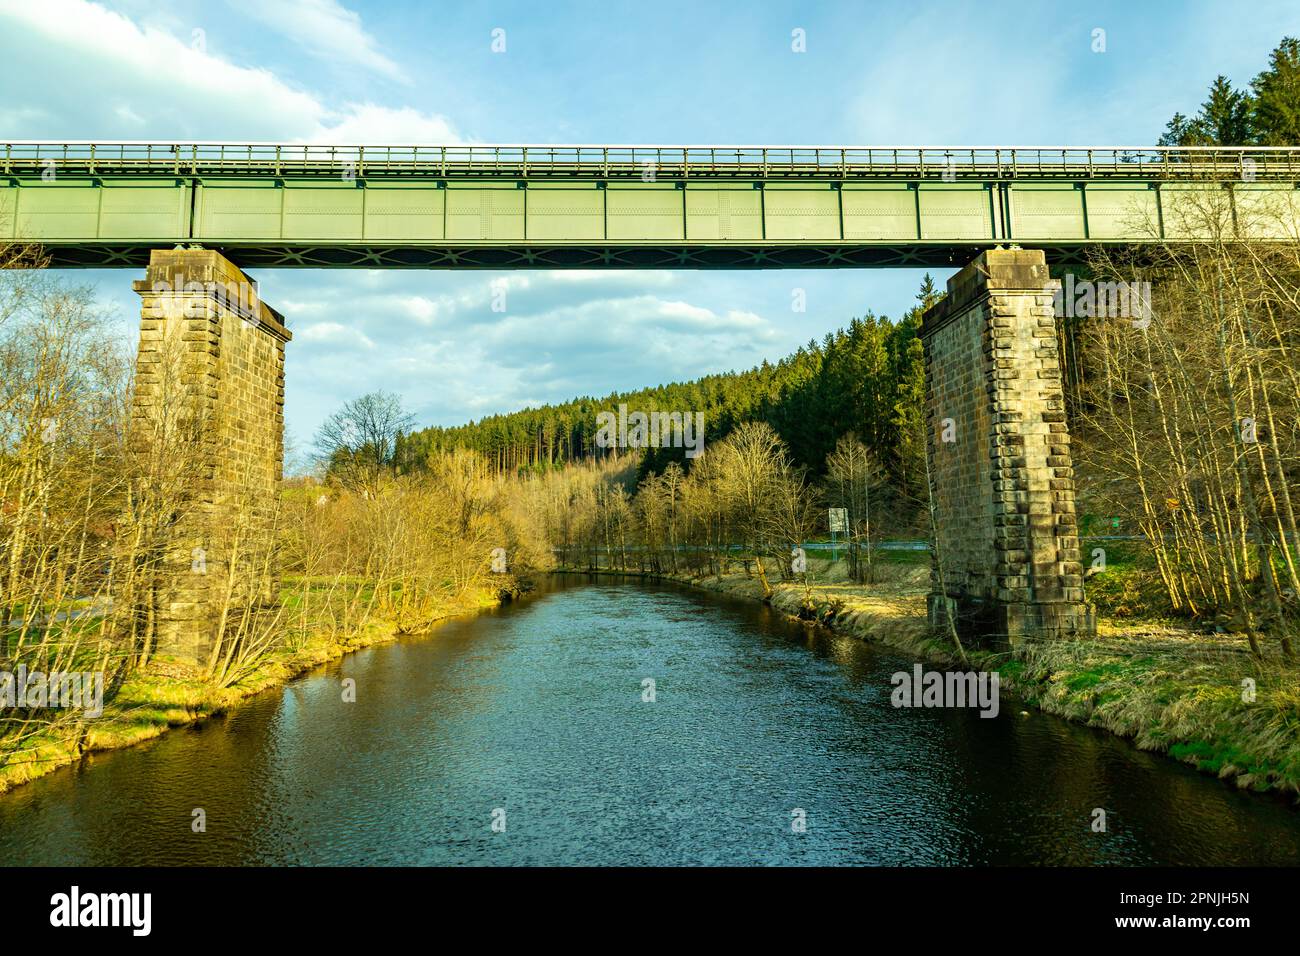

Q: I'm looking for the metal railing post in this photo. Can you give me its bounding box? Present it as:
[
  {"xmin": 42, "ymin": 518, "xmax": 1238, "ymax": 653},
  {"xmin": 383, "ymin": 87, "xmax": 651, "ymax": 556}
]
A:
[{"xmin": 17, "ymin": 140, "xmax": 1300, "ymax": 194}]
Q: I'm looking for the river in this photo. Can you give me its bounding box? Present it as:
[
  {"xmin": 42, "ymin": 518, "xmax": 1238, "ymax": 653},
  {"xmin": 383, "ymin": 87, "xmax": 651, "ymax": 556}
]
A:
[{"xmin": 1, "ymin": 575, "xmax": 1297, "ymax": 865}]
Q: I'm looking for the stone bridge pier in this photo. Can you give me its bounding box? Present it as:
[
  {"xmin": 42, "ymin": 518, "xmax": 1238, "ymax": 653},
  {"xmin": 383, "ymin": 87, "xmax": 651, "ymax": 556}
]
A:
[
  {"xmin": 919, "ymin": 248, "xmax": 1094, "ymax": 647},
  {"xmin": 132, "ymin": 249, "xmax": 290, "ymax": 665}
]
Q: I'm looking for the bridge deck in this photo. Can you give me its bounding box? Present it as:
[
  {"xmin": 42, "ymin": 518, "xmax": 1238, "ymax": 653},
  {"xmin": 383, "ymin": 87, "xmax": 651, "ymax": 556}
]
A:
[{"xmin": 3, "ymin": 143, "xmax": 1298, "ymax": 268}]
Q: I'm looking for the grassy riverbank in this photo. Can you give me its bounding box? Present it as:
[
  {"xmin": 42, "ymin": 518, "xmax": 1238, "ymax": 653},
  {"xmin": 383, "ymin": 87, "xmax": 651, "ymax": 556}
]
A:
[
  {"xmin": 563, "ymin": 555, "xmax": 1300, "ymax": 800},
  {"xmin": 0, "ymin": 577, "xmax": 509, "ymax": 795}
]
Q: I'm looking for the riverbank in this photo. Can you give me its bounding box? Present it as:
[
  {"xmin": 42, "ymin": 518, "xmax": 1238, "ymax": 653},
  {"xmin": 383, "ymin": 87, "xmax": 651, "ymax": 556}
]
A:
[
  {"xmin": 560, "ymin": 560, "xmax": 1300, "ymax": 800},
  {"xmin": 0, "ymin": 577, "xmax": 512, "ymax": 794}
]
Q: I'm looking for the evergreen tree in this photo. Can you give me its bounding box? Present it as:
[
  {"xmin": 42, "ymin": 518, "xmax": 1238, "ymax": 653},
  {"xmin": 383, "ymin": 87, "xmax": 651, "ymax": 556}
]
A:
[
  {"xmin": 1158, "ymin": 76, "xmax": 1251, "ymax": 146},
  {"xmin": 1157, "ymin": 39, "xmax": 1300, "ymax": 146},
  {"xmin": 1251, "ymin": 37, "xmax": 1300, "ymax": 145}
]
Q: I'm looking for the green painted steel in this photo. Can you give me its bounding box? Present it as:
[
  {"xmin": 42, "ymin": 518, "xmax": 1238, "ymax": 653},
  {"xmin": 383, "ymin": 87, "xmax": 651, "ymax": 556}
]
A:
[{"xmin": 3, "ymin": 143, "xmax": 1299, "ymax": 268}]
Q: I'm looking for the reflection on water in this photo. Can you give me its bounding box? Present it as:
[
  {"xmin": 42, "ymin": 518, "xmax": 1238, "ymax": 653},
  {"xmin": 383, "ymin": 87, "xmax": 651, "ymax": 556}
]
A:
[{"xmin": 1, "ymin": 575, "xmax": 1297, "ymax": 865}]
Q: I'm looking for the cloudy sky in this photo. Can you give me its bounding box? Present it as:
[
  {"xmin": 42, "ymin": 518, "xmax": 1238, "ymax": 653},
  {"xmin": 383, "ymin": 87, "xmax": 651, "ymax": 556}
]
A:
[{"xmin": 1, "ymin": 0, "xmax": 1296, "ymax": 459}]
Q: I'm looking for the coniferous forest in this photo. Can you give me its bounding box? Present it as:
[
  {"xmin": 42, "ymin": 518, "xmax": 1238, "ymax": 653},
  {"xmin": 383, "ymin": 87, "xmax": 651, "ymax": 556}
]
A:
[{"xmin": 398, "ymin": 277, "xmax": 938, "ymax": 500}]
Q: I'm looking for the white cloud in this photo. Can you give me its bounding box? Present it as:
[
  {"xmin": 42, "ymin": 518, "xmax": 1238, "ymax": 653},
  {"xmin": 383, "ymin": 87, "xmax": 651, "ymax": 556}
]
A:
[
  {"xmin": 308, "ymin": 104, "xmax": 462, "ymax": 145},
  {"xmin": 722, "ymin": 309, "xmax": 766, "ymax": 329},
  {"xmin": 653, "ymin": 299, "xmax": 723, "ymax": 324},
  {"xmin": 226, "ymin": 0, "xmax": 406, "ymax": 83},
  {"xmin": 0, "ymin": 105, "xmax": 49, "ymax": 128},
  {"xmin": 298, "ymin": 321, "xmax": 374, "ymax": 349},
  {"xmin": 257, "ymin": 268, "xmax": 791, "ymax": 438},
  {"xmin": 0, "ymin": 0, "xmax": 458, "ymax": 143},
  {"xmin": 113, "ymin": 104, "xmax": 146, "ymax": 126},
  {"xmin": 0, "ymin": 0, "xmax": 322, "ymax": 131},
  {"xmin": 544, "ymin": 270, "xmax": 675, "ymax": 287},
  {"xmin": 400, "ymin": 295, "xmax": 439, "ymax": 324}
]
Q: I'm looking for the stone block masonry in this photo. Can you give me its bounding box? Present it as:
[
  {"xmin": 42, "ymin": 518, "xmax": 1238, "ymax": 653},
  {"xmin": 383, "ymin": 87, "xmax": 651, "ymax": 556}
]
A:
[
  {"xmin": 919, "ymin": 248, "xmax": 1094, "ymax": 646},
  {"xmin": 132, "ymin": 249, "xmax": 291, "ymax": 665}
]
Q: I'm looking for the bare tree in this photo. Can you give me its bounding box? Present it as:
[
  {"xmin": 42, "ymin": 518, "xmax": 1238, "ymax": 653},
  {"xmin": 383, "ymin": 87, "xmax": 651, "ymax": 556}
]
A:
[
  {"xmin": 1077, "ymin": 186, "xmax": 1300, "ymax": 659},
  {"xmin": 314, "ymin": 391, "xmax": 415, "ymax": 497},
  {"xmin": 0, "ymin": 258, "xmax": 133, "ymax": 767},
  {"xmin": 826, "ymin": 433, "xmax": 886, "ymax": 582}
]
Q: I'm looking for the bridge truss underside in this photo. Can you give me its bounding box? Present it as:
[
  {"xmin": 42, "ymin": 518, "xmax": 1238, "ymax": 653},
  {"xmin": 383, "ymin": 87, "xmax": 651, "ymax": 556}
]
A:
[{"xmin": 41, "ymin": 240, "xmax": 1086, "ymax": 269}]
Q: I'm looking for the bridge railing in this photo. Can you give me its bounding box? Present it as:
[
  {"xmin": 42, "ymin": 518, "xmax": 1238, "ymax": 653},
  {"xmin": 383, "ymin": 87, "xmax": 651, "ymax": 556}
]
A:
[{"xmin": 4, "ymin": 143, "xmax": 1300, "ymax": 180}]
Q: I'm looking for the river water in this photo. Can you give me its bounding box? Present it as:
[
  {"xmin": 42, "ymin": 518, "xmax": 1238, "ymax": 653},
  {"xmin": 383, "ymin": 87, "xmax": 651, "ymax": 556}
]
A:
[{"xmin": 1, "ymin": 576, "xmax": 1297, "ymax": 865}]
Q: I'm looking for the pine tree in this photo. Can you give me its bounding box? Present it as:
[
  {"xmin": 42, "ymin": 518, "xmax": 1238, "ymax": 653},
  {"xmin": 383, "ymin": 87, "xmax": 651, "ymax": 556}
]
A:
[
  {"xmin": 1201, "ymin": 75, "xmax": 1253, "ymax": 145},
  {"xmin": 1251, "ymin": 37, "xmax": 1300, "ymax": 145},
  {"xmin": 1158, "ymin": 112, "xmax": 1204, "ymax": 147},
  {"xmin": 1157, "ymin": 38, "xmax": 1300, "ymax": 146},
  {"xmin": 1157, "ymin": 76, "xmax": 1250, "ymax": 145}
]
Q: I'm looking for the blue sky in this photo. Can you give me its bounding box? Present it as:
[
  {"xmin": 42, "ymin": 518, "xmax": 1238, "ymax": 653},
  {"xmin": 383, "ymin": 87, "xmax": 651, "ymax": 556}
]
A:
[{"xmin": 1, "ymin": 0, "xmax": 1297, "ymax": 462}]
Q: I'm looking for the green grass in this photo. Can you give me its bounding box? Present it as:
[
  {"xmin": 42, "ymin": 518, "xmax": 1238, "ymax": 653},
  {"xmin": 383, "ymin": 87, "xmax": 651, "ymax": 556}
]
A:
[
  {"xmin": 1076, "ymin": 543, "xmax": 1180, "ymax": 623},
  {"xmin": 865, "ymin": 548, "xmax": 930, "ymax": 567}
]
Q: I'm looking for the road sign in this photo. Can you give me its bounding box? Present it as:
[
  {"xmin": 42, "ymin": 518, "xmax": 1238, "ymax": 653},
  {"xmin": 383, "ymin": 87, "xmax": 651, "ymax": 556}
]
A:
[{"xmin": 829, "ymin": 508, "xmax": 848, "ymax": 532}]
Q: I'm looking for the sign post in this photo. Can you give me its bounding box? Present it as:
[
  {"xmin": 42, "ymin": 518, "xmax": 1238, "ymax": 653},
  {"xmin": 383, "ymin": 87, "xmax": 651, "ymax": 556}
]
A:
[{"xmin": 828, "ymin": 508, "xmax": 848, "ymax": 563}]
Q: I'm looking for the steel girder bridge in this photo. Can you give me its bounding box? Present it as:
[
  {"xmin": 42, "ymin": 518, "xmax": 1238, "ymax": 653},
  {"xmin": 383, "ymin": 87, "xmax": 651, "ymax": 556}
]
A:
[{"xmin": 3, "ymin": 142, "xmax": 1299, "ymax": 269}]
